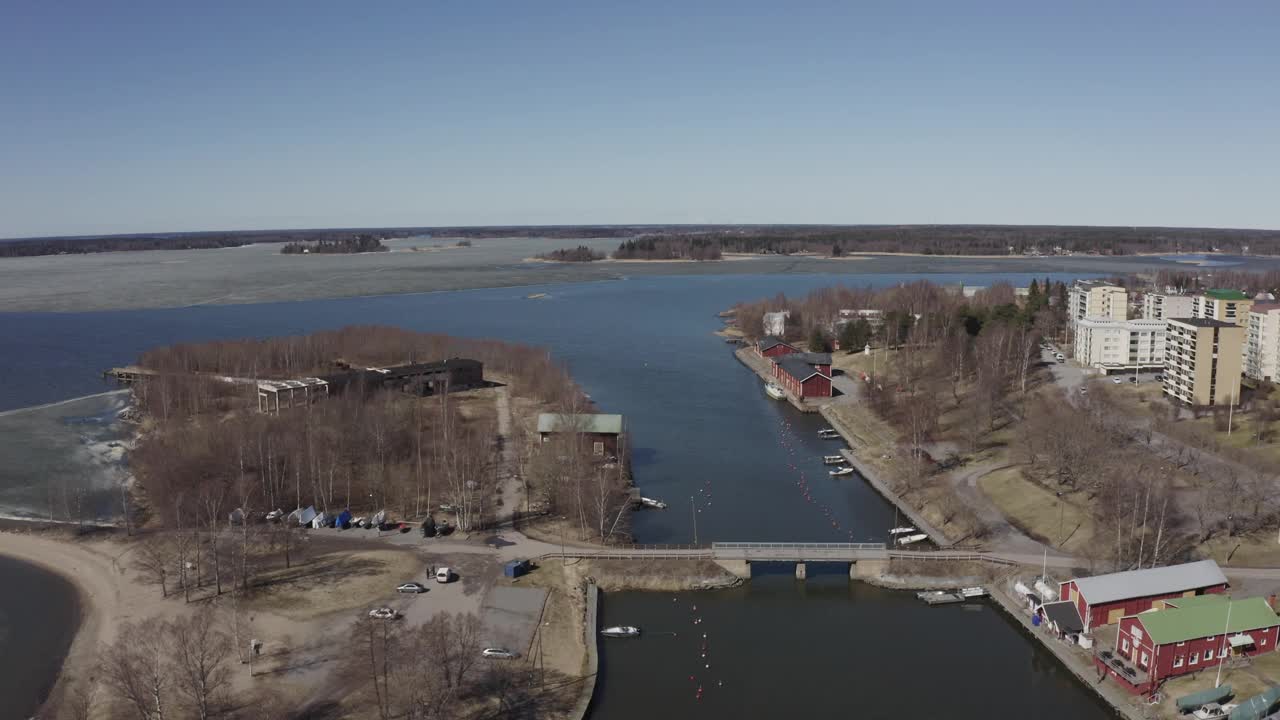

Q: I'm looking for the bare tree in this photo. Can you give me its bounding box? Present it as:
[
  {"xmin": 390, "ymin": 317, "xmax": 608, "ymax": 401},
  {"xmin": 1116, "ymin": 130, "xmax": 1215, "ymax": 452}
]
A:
[
  {"xmin": 168, "ymin": 609, "xmax": 233, "ymax": 720},
  {"xmin": 100, "ymin": 621, "xmax": 171, "ymax": 720},
  {"xmin": 132, "ymin": 536, "xmax": 174, "ymax": 599}
]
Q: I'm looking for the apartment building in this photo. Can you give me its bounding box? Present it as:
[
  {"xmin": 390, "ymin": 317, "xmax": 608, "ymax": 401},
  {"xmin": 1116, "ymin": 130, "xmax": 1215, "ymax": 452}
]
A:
[
  {"xmin": 1142, "ymin": 293, "xmax": 1194, "ymax": 321},
  {"xmin": 1070, "ymin": 281, "xmax": 1127, "ymax": 322},
  {"xmin": 1193, "ymin": 289, "xmax": 1253, "ymax": 327},
  {"xmin": 1245, "ymin": 303, "xmax": 1280, "ymax": 382},
  {"xmin": 1073, "ymin": 318, "xmax": 1167, "ymax": 371},
  {"xmin": 1163, "ymin": 318, "xmax": 1244, "ymax": 406}
]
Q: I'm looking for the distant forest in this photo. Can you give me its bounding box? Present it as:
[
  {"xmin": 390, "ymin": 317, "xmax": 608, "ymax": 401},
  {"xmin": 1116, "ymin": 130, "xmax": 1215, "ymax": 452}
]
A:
[
  {"xmin": 281, "ymin": 235, "xmax": 386, "ymax": 254},
  {"xmin": 6, "ymin": 224, "xmax": 1280, "ymax": 259},
  {"xmin": 536, "ymin": 245, "xmax": 606, "ymax": 262}
]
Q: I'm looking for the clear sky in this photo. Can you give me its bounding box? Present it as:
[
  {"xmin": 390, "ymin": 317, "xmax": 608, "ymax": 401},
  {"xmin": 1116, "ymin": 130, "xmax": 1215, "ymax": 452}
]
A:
[{"xmin": 2, "ymin": 1, "xmax": 1277, "ymax": 237}]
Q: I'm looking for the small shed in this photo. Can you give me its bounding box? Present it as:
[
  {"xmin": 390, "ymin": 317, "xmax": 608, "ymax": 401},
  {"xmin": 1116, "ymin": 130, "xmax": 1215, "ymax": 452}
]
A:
[
  {"xmin": 537, "ymin": 413, "xmax": 625, "ymax": 456},
  {"xmin": 504, "ymin": 560, "xmax": 531, "ymax": 579}
]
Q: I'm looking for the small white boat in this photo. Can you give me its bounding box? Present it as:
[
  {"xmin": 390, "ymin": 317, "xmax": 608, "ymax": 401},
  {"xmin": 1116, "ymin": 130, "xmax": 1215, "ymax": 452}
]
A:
[
  {"xmin": 960, "ymin": 587, "xmax": 988, "ymax": 599},
  {"xmin": 640, "ymin": 497, "xmax": 667, "ymax": 509},
  {"xmin": 895, "ymin": 533, "xmax": 929, "ymax": 546},
  {"xmin": 829, "ymin": 467, "xmax": 855, "ymax": 477},
  {"xmin": 817, "ymin": 428, "xmax": 839, "ymax": 437},
  {"xmin": 888, "ymin": 526, "xmax": 916, "ymax": 535},
  {"xmin": 601, "ymin": 626, "xmax": 641, "ymax": 638},
  {"xmin": 765, "ymin": 384, "xmax": 786, "ymax": 400},
  {"xmin": 823, "ymin": 455, "xmax": 846, "ymax": 465}
]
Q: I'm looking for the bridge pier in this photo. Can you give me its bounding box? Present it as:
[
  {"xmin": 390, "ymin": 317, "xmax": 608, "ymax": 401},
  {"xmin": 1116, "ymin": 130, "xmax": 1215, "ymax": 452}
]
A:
[
  {"xmin": 795, "ymin": 562, "xmax": 806, "ymax": 580},
  {"xmin": 852, "ymin": 558, "xmax": 889, "ymax": 581}
]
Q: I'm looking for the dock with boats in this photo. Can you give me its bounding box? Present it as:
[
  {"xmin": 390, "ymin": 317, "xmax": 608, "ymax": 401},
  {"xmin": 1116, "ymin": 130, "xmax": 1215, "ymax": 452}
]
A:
[{"xmin": 916, "ymin": 587, "xmax": 988, "ymax": 606}]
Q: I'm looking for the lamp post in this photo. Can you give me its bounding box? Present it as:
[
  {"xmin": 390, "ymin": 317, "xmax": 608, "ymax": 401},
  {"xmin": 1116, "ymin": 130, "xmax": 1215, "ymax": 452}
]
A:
[{"xmin": 691, "ymin": 496, "xmax": 698, "ymax": 546}]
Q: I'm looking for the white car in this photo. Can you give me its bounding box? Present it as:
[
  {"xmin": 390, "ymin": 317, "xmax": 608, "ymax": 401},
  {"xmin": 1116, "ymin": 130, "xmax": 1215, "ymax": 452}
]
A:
[
  {"xmin": 1112, "ymin": 377, "xmax": 1123, "ymax": 384},
  {"xmin": 482, "ymin": 647, "xmax": 517, "ymax": 659},
  {"xmin": 436, "ymin": 567, "xmax": 453, "ymax": 583},
  {"xmin": 368, "ymin": 607, "xmax": 399, "ymax": 620}
]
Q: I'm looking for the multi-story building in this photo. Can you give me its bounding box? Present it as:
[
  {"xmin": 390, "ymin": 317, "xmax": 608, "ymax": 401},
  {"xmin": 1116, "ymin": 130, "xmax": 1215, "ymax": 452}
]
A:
[
  {"xmin": 1069, "ymin": 280, "xmax": 1127, "ymax": 322},
  {"xmin": 1163, "ymin": 318, "xmax": 1244, "ymax": 406},
  {"xmin": 1245, "ymin": 303, "xmax": 1280, "ymax": 382},
  {"xmin": 1073, "ymin": 318, "xmax": 1167, "ymax": 372},
  {"xmin": 1142, "ymin": 293, "xmax": 1194, "ymax": 321},
  {"xmin": 1193, "ymin": 289, "xmax": 1253, "ymax": 327}
]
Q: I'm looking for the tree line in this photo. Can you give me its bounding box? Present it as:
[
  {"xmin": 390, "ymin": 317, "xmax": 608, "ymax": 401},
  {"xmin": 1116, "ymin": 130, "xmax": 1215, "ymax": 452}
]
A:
[
  {"xmin": 536, "ymin": 245, "xmax": 606, "ymax": 262},
  {"xmin": 613, "ymin": 237, "xmax": 722, "ymax": 260},
  {"xmin": 280, "ymin": 235, "xmax": 387, "ymax": 254}
]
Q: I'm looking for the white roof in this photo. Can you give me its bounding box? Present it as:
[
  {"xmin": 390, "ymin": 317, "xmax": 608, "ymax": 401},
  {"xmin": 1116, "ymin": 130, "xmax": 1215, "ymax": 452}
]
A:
[{"xmin": 1069, "ymin": 560, "xmax": 1227, "ymax": 606}]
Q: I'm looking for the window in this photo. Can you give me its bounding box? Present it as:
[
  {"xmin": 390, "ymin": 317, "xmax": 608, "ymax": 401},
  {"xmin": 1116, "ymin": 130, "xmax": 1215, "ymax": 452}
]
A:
[
  {"xmin": 593, "ymin": 441, "xmax": 605, "ymax": 456},
  {"xmin": 1263, "ymin": 637, "xmax": 1269, "ymax": 647},
  {"xmin": 1140, "ymin": 651, "xmax": 1150, "ymax": 668},
  {"xmin": 1205, "ymin": 648, "xmax": 1215, "ymax": 661},
  {"xmin": 1132, "ymin": 627, "xmax": 1144, "ymax": 642},
  {"xmin": 1176, "ymin": 641, "xmax": 1186, "ymax": 647},
  {"xmin": 1190, "ymin": 652, "xmax": 1199, "ymax": 665},
  {"xmin": 1122, "ymin": 637, "xmax": 1130, "ymax": 652},
  {"xmin": 1174, "ymin": 655, "xmax": 1184, "ymax": 668}
]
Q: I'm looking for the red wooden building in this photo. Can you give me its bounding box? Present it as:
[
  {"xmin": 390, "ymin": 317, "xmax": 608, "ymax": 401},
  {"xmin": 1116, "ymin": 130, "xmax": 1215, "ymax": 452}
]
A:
[
  {"xmin": 773, "ymin": 356, "xmax": 832, "ymax": 398},
  {"xmin": 1060, "ymin": 559, "xmax": 1228, "ymax": 632},
  {"xmin": 793, "ymin": 352, "xmax": 832, "ymax": 377},
  {"xmin": 1098, "ymin": 595, "xmax": 1280, "ymax": 694},
  {"xmin": 757, "ymin": 336, "xmax": 798, "ymax": 359}
]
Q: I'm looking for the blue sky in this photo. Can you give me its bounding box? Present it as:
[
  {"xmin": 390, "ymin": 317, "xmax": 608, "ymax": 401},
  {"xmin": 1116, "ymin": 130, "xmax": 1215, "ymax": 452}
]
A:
[{"xmin": 1, "ymin": 1, "xmax": 1277, "ymax": 237}]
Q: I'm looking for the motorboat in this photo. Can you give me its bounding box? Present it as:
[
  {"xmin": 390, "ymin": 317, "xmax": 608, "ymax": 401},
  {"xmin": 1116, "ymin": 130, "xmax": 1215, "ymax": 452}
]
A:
[
  {"xmin": 765, "ymin": 384, "xmax": 786, "ymax": 400},
  {"xmin": 601, "ymin": 626, "xmax": 641, "ymax": 638},
  {"xmin": 829, "ymin": 467, "xmax": 855, "ymax": 477},
  {"xmin": 888, "ymin": 526, "xmax": 916, "ymax": 535},
  {"xmin": 960, "ymin": 587, "xmax": 988, "ymax": 599},
  {"xmin": 640, "ymin": 497, "xmax": 667, "ymax": 509},
  {"xmin": 895, "ymin": 533, "xmax": 929, "ymax": 546},
  {"xmin": 823, "ymin": 455, "xmax": 846, "ymax": 465},
  {"xmin": 817, "ymin": 428, "xmax": 839, "ymax": 438}
]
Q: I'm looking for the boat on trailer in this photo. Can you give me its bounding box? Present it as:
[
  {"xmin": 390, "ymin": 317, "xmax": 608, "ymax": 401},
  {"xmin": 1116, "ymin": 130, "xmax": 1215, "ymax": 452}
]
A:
[
  {"xmin": 829, "ymin": 467, "xmax": 855, "ymax": 477},
  {"xmin": 823, "ymin": 455, "xmax": 846, "ymax": 465},
  {"xmin": 601, "ymin": 626, "xmax": 641, "ymax": 638},
  {"xmin": 765, "ymin": 384, "xmax": 786, "ymax": 400}
]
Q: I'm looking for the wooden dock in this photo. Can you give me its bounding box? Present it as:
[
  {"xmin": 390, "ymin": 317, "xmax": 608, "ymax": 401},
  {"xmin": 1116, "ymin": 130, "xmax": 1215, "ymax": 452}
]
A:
[{"xmin": 104, "ymin": 365, "xmax": 157, "ymax": 382}]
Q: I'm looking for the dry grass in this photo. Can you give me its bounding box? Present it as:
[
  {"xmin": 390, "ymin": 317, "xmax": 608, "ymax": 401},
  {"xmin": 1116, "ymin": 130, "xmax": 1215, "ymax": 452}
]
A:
[
  {"xmin": 1155, "ymin": 650, "xmax": 1280, "ymax": 717},
  {"xmin": 1200, "ymin": 531, "xmax": 1280, "ymax": 568},
  {"xmin": 246, "ymin": 548, "xmax": 424, "ymax": 621},
  {"xmin": 977, "ymin": 467, "xmax": 1096, "ymax": 553},
  {"xmin": 519, "ymin": 563, "xmax": 590, "ymax": 677}
]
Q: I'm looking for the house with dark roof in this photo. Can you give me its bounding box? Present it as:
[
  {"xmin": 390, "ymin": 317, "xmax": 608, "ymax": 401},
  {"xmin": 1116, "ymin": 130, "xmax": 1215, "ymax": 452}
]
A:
[
  {"xmin": 1099, "ymin": 595, "xmax": 1280, "ymax": 693},
  {"xmin": 772, "ymin": 355, "xmax": 832, "ymax": 399},
  {"xmin": 1059, "ymin": 559, "xmax": 1228, "ymax": 632},
  {"xmin": 1038, "ymin": 600, "xmax": 1084, "ymax": 640},
  {"xmin": 756, "ymin": 336, "xmax": 798, "ymax": 359}
]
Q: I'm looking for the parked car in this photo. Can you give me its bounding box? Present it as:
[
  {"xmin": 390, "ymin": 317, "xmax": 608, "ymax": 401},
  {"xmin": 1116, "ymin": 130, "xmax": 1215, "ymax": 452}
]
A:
[
  {"xmin": 397, "ymin": 582, "xmax": 428, "ymax": 594},
  {"xmin": 481, "ymin": 647, "xmax": 517, "ymax": 659},
  {"xmin": 1128, "ymin": 376, "xmax": 1138, "ymax": 384},
  {"xmin": 435, "ymin": 522, "xmax": 452, "ymax": 536},
  {"xmin": 1154, "ymin": 374, "xmax": 1164, "ymax": 381},
  {"xmin": 264, "ymin": 509, "xmax": 283, "ymax": 522},
  {"xmin": 1112, "ymin": 377, "xmax": 1123, "ymax": 384},
  {"xmin": 369, "ymin": 607, "xmax": 399, "ymax": 620},
  {"xmin": 436, "ymin": 567, "xmax": 453, "ymax": 583}
]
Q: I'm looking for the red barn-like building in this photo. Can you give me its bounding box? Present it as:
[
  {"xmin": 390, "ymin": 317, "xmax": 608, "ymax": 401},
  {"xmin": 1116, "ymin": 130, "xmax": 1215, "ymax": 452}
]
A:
[
  {"xmin": 757, "ymin": 336, "xmax": 798, "ymax": 359},
  {"xmin": 1098, "ymin": 595, "xmax": 1280, "ymax": 694},
  {"xmin": 1060, "ymin": 560, "xmax": 1228, "ymax": 632},
  {"xmin": 774, "ymin": 356, "xmax": 832, "ymax": 398}
]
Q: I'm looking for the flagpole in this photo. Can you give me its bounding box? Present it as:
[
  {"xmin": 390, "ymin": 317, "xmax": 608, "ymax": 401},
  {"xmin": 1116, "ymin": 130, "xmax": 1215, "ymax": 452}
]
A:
[{"xmin": 1215, "ymin": 600, "xmax": 1233, "ymax": 688}]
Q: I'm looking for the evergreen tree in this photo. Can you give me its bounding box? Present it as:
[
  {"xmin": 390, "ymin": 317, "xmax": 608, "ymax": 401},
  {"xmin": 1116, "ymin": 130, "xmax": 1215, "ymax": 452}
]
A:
[{"xmin": 808, "ymin": 326, "xmax": 831, "ymax": 353}]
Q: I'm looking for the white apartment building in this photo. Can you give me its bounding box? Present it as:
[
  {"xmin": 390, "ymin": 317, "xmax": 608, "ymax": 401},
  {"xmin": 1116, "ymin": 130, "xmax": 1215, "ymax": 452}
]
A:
[
  {"xmin": 1069, "ymin": 281, "xmax": 1127, "ymax": 322},
  {"xmin": 1245, "ymin": 303, "xmax": 1280, "ymax": 382},
  {"xmin": 1142, "ymin": 293, "xmax": 1194, "ymax": 321},
  {"xmin": 1073, "ymin": 318, "xmax": 1167, "ymax": 372},
  {"xmin": 1192, "ymin": 290, "xmax": 1253, "ymax": 327}
]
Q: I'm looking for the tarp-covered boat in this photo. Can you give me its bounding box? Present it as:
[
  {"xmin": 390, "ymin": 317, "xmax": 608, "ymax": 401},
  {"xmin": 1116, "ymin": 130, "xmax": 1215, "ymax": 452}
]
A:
[{"xmin": 1178, "ymin": 685, "xmax": 1233, "ymax": 712}]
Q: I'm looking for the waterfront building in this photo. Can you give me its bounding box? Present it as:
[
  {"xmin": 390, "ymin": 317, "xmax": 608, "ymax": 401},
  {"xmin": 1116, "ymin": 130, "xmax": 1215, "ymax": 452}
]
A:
[
  {"xmin": 757, "ymin": 336, "xmax": 798, "ymax": 359},
  {"xmin": 1244, "ymin": 303, "xmax": 1280, "ymax": 382},
  {"xmin": 1069, "ymin": 280, "xmax": 1127, "ymax": 322},
  {"xmin": 1059, "ymin": 560, "xmax": 1228, "ymax": 632},
  {"xmin": 1193, "ymin": 289, "xmax": 1253, "ymax": 327},
  {"xmin": 772, "ymin": 356, "xmax": 832, "ymax": 398},
  {"xmin": 1142, "ymin": 293, "xmax": 1194, "ymax": 321},
  {"xmin": 1072, "ymin": 317, "xmax": 1167, "ymax": 373},
  {"xmin": 792, "ymin": 352, "xmax": 832, "ymax": 377},
  {"xmin": 1163, "ymin": 319, "xmax": 1244, "ymax": 406},
  {"xmin": 537, "ymin": 413, "xmax": 625, "ymax": 456},
  {"xmin": 1100, "ymin": 595, "xmax": 1280, "ymax": 693}
]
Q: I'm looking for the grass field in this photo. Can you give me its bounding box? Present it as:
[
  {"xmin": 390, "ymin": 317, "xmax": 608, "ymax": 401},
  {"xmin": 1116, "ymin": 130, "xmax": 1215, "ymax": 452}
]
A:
[{"xmin": 977, "ymin": 467, "xmax": 1096, "ymax": 553}]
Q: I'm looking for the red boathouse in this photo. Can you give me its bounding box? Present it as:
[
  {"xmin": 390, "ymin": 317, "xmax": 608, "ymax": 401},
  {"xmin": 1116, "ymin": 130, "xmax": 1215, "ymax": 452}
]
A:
[
  {"xmin": 774, "ymin": 356, "xmax": 832, "ymax": 398},
  {"xmin": 757, "ymin": 336, "xmax": 798, "ymax": 359},
  {"xmin": 1060, "ymin": 560, "xmax": 1228, "ymax": 632}
]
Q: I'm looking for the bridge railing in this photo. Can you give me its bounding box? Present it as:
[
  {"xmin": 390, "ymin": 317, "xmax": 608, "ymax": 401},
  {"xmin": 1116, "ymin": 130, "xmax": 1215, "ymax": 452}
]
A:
[{"xmin": 713, "ymin": 542, "xmax": 887, "ymax": 551}]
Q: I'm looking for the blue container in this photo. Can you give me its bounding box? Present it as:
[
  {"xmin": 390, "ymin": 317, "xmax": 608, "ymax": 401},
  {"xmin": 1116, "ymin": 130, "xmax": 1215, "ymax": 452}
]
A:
[
  {"xmin": 504, "ymin": 560, "xmax": 529, "ymax": 578},
  {"xmin": 1031, "ymin": 614, "xmax": 1041, "ymax": 627}
]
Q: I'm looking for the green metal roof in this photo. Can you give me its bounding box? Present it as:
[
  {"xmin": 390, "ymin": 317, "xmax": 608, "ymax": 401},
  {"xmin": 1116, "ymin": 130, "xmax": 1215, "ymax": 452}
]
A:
[
  {"xmin": 537, "ymin": 413, "xmax": 624, "ymax": 435},
  {"xmin": 1166, "ymin": 594, "xmax": 1231, "ymax": 609},
  {"xmin": 1204, "ymin": 289, "xmax": 1250, "ymax": 300},
  {"xmin": 1139, "ymin": 597, "xmax": 1279, "ymax": 645}
]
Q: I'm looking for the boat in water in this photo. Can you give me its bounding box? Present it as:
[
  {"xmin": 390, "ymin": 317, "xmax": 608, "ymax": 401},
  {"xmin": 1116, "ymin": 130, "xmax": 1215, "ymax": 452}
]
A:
[
  {"xmin": 823, "ymin": 455, "xmax": 846, "ymax": 465},
  {"xmin": 817, "ymin": 428, "xmax": 839, "ymax": 438},
  {"xmin": 829, "ymin": 467, "xmax": 854, "ymax": 477},
  {"xmin": 895, "ymin": 533, "xmax": 929, "ymax": 546},
  {"xmin": 601, "ymin": 626, "xmax": 641, "ymax": 638},
  {"xmin": 888, "ymin": 526, "xmax": 916, "ymax": 535},
  {"xmin": 639, "ymin": 497, "xmax": 667, "ymax": 509},
  {"xmin": 959, "ymin": 586, "xmax": 988, "ymax": 599},
  {"xmin": 765, "ymin": 384, "xmax": 786, "ymax": 400}
]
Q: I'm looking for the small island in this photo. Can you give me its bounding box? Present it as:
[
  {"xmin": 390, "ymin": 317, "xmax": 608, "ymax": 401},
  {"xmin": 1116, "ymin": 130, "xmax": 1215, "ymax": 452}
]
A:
[
  {"xmin": 537, "ymin": 245, "xmax": 607, "ymax": 262},
  {"xmin": 281, "ymin": 234, "xmax": 387, "ymax": 254}
]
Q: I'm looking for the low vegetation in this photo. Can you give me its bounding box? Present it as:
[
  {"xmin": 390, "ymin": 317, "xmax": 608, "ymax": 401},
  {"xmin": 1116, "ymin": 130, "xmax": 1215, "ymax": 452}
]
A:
[{"xmin": 537, "ymin": 245, "xmax": 606, "ymax": 262}]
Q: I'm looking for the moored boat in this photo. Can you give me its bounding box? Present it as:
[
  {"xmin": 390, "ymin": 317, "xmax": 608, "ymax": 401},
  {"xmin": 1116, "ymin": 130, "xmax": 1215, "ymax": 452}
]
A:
[
  {"xmin": 829, "ymin": 467, "xmax": 854, "ymax": 477},
  {"xmin": 960, "ymin": 586, "xmax": 988, "ymax": 598},
  {"xmin": 601, "ymin": 625, "xmax": 641, "ymax": 638},
  {"xmin": 817, "ymin": 428, "xmax": 839, "ymax": 438},
  {"xmin": 823, "ymin": 455, "xmax": 846, "ymax": 465},
  {"xmin": 765, "ymin": 384, "xmax": 786, "ymax": 400},
  {"xmin": 888, "ymin": 526, "xmax": 916, "ymax": 535},
  {"xmin": 895, "ymin": 533, "xmax": 929, "ymax": 545},
  {"xmin": 640, "ymin": 497, "xmax": 667, "ymax": 509}
]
